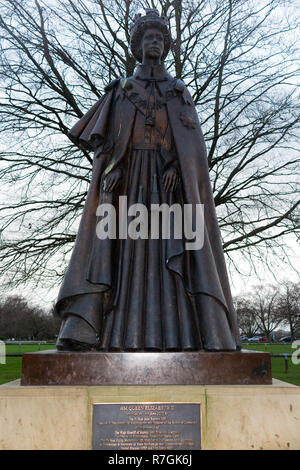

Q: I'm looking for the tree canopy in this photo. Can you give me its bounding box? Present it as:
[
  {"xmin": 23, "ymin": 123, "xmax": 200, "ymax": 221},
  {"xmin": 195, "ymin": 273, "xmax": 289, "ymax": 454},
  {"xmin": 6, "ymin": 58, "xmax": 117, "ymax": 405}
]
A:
[{"xmin": 0, "ymin": 295, "xmax": 60, "ymax": 340}]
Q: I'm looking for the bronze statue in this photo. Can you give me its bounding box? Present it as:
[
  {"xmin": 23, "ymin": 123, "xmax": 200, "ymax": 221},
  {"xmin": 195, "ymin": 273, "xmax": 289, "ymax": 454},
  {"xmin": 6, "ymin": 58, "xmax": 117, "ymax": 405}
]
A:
[{"xmin": 55, "ymin": 9, "xmax": 241, "ymax": 352}]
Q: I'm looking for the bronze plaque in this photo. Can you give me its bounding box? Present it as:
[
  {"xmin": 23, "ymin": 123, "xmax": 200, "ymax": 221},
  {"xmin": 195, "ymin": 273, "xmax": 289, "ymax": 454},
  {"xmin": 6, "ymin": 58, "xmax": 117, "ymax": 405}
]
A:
[{"xmin": 92, "ymin": 403, "xmax": 201, "ymax": 450}]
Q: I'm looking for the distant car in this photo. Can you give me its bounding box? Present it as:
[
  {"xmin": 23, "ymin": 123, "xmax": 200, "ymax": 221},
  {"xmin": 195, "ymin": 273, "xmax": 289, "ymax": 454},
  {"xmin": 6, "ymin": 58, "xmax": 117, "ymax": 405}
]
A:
[
  {"xmin": 240, "ymin": 335, "xmax": 249, "ymax": 342},
  {"xmin": 279, "ymin": 336, "xmax": 291, "ymax": 343},
  {"xmin": 248, "ymin": 336, "xmax": 267, "ymax": 342},
  {"xmin": 279, "ymin": 336, "xmax": 300, "ymax": 343}
]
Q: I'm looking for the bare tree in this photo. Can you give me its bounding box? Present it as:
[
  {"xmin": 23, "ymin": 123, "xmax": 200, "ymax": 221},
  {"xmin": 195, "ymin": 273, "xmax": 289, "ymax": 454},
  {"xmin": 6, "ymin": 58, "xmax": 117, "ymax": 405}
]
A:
[
  {"xmin": 249, "ymin": 284, "xmax": 283, "ymax": 338},
  {"xmin": 0, "ymin": 0, "xmax": 299, "ymax": 288},
  {"xmin": 277, "ymin": 281, "xmax": 300, "ymax": 340},
  {"xmin": 234, "ymin": 296, "xmax": 259, "ymax": 338},
  {"xmin": 0, "ymin": 295, "xmax": 60, "ymax": 339}
]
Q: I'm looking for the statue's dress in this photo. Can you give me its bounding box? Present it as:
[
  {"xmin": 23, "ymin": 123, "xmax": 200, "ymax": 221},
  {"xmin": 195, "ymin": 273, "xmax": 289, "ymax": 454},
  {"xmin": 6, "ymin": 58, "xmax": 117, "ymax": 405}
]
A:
[
  {"xmin": 56, "ymin": 64, "xmax": 241, "ymax": 351},
  {"xmin": 99, "ymin": 80, "xmax": 202, "ymax": 351}
]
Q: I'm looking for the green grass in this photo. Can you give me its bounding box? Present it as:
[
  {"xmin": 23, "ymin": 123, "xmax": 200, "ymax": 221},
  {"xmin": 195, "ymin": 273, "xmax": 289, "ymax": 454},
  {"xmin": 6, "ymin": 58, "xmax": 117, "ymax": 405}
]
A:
[
  {"xmin": 4, "ymin": 344, "xmax": 56, "ymax": 354},
  {"xmin": 0, "ymin": 343, "xmax": 299, "ymax": 386},
  {"xmin": 242, "ymin": 343, "xmax": 293, "ymax": 354}
]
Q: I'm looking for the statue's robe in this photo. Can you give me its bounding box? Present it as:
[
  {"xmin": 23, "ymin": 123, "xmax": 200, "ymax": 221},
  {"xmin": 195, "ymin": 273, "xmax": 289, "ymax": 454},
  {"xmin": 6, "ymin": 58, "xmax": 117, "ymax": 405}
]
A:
[{"xmin": 56, "ymin": 64, "xmax": 241, "ymax": 351}]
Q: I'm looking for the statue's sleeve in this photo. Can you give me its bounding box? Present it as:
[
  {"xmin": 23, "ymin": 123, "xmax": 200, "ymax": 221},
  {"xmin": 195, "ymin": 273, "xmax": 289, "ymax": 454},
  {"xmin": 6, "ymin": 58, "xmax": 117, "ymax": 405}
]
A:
[{"xmin": 67, "ymin": 90, "xmax": 114, "ymax": 152}]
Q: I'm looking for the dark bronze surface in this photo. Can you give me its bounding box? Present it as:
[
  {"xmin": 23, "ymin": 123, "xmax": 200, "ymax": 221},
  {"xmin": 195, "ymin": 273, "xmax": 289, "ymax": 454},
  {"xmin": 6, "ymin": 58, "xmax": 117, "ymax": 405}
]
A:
[
  {"xmin": 54, "ymin": 9, "xmax": 242, "ymax": 353},
  {"xmin": 21, "ymin": 350, "xmax": 272, "ymax": 386},
  {"xmin": 92, "ymin": 403, "xmax": 201, "ymax": 450}
]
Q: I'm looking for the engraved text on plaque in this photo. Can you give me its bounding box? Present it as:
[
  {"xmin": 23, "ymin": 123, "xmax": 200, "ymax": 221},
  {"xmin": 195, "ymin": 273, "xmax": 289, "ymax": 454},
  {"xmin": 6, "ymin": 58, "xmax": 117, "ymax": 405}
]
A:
[{"xmin": 92, "ymin": 403, "xmax": 201, "ymax": 450}]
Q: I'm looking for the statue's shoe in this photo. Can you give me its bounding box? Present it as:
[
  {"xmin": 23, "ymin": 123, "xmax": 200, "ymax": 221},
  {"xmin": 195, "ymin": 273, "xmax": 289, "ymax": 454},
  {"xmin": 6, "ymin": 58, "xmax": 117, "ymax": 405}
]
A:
[{"xmin": 56, "ymin": 315, "xmax": 99, "ymax": 351}]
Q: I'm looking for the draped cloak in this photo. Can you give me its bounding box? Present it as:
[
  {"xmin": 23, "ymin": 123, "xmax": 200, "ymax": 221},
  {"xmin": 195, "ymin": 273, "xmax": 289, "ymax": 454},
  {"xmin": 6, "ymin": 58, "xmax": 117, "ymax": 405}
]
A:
[{"xmin": 56, "ymin": 66, "xmax": 241, "ymax": 351}]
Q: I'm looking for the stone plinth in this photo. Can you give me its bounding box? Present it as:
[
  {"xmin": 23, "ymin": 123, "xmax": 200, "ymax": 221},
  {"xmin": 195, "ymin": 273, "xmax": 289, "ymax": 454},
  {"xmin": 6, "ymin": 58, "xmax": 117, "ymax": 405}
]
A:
[
  {"xmin": 20, "ymin": 350, "xmax": 272, "ymax": 386},
  {"xmin": 0, "ymin": 379, "xmax": 299, "ymax": 450}
]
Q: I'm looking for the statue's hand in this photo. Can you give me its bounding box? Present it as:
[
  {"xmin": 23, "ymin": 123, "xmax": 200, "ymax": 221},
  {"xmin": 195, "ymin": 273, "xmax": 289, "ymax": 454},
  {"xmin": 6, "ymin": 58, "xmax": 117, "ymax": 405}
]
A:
[
  {"xmin": 162, "ymin": 166, "xmax": 179, "ymax": 192},
  {"xmin": 103, "ymin": 167, "xmax": 122, "ymax": 192}
]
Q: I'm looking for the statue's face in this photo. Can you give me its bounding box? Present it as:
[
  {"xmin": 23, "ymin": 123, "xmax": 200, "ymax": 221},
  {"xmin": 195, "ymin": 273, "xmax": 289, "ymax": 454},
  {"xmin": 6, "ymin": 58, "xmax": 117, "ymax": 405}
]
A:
[{"xmin": 141, "ymin": 27, "xmax": 164, "ymax": 61}]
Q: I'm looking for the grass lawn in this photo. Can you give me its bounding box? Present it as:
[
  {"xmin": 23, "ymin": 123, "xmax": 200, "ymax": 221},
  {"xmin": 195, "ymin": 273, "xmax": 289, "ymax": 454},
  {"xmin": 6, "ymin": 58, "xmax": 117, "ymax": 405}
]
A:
[
  {"xmin": 242, "ymin": 343, "xmax": 293, "ymax": 354},
  {"xmin": 0, "ymin": 343, "xmax": 299, "ymax": 386}
]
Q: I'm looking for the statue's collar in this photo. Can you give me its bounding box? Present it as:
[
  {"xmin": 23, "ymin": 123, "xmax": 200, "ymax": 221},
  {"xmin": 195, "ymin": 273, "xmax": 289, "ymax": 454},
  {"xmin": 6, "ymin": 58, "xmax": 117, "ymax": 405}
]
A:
[{"xmin": 134, "ymin": 64, "xmax": 170, "ymax": 81}]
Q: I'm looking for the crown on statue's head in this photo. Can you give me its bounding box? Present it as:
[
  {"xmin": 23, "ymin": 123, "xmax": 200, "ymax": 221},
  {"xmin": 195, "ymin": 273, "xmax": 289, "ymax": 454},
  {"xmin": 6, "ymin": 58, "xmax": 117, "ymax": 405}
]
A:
[{"xmin": 130, "ymin": 8, "xmax": 171, "ymax": 63}]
